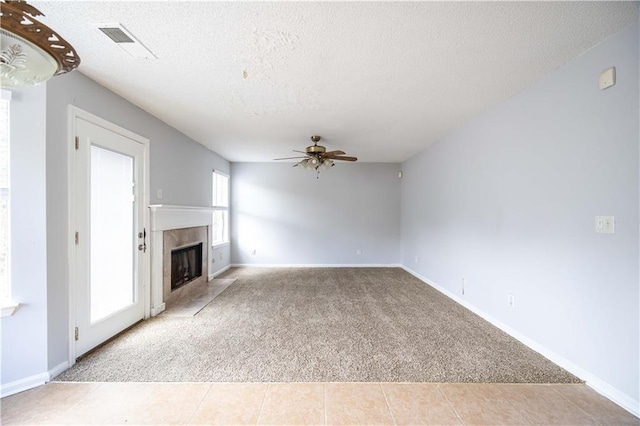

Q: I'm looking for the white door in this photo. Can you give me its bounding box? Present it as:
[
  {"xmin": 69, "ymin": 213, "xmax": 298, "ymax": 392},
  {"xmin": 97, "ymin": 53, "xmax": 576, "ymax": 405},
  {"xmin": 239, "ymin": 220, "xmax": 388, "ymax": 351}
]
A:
[{"xmin": 74, "ymin": 116, "xmax": 147, "ymax": 357}]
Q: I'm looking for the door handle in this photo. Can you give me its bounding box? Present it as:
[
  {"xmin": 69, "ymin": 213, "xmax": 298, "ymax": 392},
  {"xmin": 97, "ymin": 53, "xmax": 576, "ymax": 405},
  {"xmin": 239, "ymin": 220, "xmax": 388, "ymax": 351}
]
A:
[{"xmin": 138, "ymin": 228, "xmax": 147, "ymax": 252}]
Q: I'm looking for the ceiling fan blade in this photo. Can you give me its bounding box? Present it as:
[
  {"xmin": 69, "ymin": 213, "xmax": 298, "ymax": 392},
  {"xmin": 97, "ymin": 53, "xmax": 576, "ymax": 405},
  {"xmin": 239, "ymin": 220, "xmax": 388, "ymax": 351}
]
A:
[
  {"xmin": 274, "ymin": 156, "xmax": 307, "ymax": 160},
  {"xmin": 324, "ymin": 150, "xmax": 346, "ymax": 156},
  {"xmin": 331, "ymin": 156, "xmax": 358, "ymax": 162}
]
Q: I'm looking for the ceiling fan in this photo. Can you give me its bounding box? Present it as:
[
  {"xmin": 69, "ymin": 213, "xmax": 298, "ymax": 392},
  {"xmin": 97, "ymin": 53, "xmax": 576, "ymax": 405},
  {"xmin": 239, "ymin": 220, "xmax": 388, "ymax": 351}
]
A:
[{"xmin": 274, "ymin": 135, "xmax": 357, "ymax": 175}]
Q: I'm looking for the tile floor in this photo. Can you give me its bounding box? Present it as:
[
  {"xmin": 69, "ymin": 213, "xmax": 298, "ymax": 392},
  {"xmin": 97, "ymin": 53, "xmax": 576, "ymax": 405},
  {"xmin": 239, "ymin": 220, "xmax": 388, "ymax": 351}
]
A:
[{"xmin": 2, "ymin": 382, "xmax": 638, "ymax": 425}]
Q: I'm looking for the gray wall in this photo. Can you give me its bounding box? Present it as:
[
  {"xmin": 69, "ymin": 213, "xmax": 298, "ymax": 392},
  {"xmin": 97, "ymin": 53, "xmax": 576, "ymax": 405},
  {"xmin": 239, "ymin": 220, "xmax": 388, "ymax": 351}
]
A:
[
  {"xmin": 1, "ymin": 85, "xmax": 49, "ymax": 388},
  {"xmin": 231, "ymin": 162, "xmax": 401, "ymax": 265},
  {"xmin": 401, "ymin": 23, "xmax": 639, "ymax": 404},
  {"xmin": 45, "ymin": 72, "xmax": 230, "ymax": 370}
]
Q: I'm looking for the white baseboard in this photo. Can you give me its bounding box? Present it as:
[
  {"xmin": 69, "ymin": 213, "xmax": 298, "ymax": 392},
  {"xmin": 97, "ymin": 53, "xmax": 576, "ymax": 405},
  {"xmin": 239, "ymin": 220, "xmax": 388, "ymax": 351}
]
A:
[
  {"xmin": 208, "ymin": 264, "xmax": 231, "ymax": 280},
  {"xmin": 1, "ymin": 371, "xmax": 49, "ymax": 398},
  {"xmin": 400, "ymin": 265, "xmax": 639, "ymax": 418},
  {"xmin": 1, "ymin": 360, "xmax": 74, "ymax": 398},
  {"xmin": 584, "ymin": 376, "xmax": 640, "ymax": 418},
  {"xmin": 150, "ymin": 302, "xmax": 166, "ymax": 317},
  {"xmin": 47, "ymin": 361, "xmax": 69, "ymax": 381},
  {"xmin": 230, "ymin": 263, "xmax": 402, "ymax": 268}
]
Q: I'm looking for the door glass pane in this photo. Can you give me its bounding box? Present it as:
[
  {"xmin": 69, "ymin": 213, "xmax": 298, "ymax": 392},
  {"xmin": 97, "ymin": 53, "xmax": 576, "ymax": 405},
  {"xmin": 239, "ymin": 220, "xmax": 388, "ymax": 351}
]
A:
[{"xmin": 90, "ymin": 145, "xmax": 135, "ymax": 323}]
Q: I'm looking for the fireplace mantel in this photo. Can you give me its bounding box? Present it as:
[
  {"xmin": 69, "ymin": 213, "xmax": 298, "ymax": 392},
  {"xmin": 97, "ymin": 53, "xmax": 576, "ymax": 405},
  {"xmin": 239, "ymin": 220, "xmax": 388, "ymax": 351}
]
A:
[
  {"xmin": 149, "ymin": 204, "xmax": 215, "ymax": 231},
  {"xmin": 149, "ymin": 205, "xmax": 213, "ymax": 316}
]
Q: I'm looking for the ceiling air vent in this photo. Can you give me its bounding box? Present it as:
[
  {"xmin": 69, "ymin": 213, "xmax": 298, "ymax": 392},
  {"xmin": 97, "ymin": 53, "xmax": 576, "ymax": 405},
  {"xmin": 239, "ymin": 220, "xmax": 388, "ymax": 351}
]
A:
[
  {"xmin": 94, "ymin": 23, "xmax": 156, "ymax": 59},
  {"xmin": 99, "ymin": 27, "xmax": 134, "ymax": 44}
]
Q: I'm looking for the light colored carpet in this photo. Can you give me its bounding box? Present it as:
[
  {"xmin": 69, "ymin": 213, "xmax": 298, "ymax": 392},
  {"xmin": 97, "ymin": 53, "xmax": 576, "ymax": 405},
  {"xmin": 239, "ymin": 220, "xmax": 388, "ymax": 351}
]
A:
[
  {"xmin": 57, "ymin": 267, "xmax": 581, "ymax": 384},
  {"xmin": 162, "ymin": 278, "xmax": 237, "ymax": 317}
]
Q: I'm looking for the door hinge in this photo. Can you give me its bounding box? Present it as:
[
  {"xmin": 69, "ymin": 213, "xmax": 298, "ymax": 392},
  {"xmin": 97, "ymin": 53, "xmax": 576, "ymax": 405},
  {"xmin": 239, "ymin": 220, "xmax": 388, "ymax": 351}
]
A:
[
  {"xmin": 75, "ymin": 136, "xmax": 79, "ymax": 150},
  {"xmin": 75, "ymin": 231, "xmax": 79, "ymax": 245},
  {"xmin": 74, "ymin": 327, "xmax": 79, "ymax": 341}
]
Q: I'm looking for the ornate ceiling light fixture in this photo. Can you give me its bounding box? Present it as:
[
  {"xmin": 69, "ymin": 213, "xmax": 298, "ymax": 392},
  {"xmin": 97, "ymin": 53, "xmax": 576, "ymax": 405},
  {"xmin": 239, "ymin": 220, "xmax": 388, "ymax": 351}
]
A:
[{"xmin": 0, "ymin": 0, "xmax": 80, "ymax": 88}]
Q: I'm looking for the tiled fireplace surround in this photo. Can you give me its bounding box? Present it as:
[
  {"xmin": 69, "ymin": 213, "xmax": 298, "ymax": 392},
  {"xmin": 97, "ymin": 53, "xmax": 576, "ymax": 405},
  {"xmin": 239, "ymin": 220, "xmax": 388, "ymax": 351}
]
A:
[
  {"xmin": 163, "ymin": 227, "xmax": 208, "ymax": 305},
  {"xmin": 149, "ymin": 205, "xmax": 213, "ymax": 316}
]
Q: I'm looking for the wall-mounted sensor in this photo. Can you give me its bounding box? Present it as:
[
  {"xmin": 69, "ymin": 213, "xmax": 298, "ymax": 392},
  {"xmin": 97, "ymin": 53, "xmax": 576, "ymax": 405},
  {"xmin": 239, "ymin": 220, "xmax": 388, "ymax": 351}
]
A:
[
  {"xmin": 398, "ymin": 171, "xmax": 403, "ymax": 179},
  {"xmin": 599, "ymin": 67, "xmax": 615, "ymax": 90}
]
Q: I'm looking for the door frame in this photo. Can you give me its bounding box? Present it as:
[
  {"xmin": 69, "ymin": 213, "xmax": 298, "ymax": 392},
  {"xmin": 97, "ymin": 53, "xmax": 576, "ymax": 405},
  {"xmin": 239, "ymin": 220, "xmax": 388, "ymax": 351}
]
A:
[{"xmin": 67, "ymin": 105, "xmax": 150, "ymax": 367}]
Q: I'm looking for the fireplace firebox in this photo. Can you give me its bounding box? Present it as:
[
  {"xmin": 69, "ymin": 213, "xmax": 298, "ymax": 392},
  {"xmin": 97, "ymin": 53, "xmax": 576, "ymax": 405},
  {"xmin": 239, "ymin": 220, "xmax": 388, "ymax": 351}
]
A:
[{"xmin": 171, "ymin": 242, "xmax": 203, "ymax": 291}]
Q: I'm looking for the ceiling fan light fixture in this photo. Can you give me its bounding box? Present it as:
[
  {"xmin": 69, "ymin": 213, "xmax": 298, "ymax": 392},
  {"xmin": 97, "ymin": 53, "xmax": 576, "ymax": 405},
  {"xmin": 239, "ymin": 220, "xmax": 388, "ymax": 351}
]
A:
[
  {"xmin": 0, "ymin": 0, "xmax": 81, "ymax": 88},
  {"xmin": 276, "ymin": 135, "xmax": 357, "ymax": 178},
  {"xmin": 295, "ymin": 158, "xmax": 311, "ymax": 170},
  {"xmin": 304, "ymin": 159, "xmax": 316, "ymax": 171},
  {"xmin": 321, "ymin": 159, "xmax": 334, "ymax": 170}
]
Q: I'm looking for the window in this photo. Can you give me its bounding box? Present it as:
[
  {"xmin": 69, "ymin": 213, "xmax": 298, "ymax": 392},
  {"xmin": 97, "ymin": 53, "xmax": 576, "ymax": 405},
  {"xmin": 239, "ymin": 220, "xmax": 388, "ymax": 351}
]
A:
[
  {"xmin": 212, "ymin": 171, "xmax": 229, "ymax": 247},
  {"xmin": 0, "ymin": 90, "xmax": 11, "ymax": 305}
]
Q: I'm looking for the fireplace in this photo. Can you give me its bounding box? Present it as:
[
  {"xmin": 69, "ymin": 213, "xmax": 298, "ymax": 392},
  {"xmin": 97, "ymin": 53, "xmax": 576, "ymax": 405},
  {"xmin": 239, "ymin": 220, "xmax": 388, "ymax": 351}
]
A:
[
  {"xmin": 171, "ymin": 242, "xmax": 203, "ymax": 291},
  {"xmin": 149, "ymin": 205, "xmax": 214, "ymax": 316},
  {"xmin": 162, "ymin": 225, "xmax": 209, "ymax": 308}
]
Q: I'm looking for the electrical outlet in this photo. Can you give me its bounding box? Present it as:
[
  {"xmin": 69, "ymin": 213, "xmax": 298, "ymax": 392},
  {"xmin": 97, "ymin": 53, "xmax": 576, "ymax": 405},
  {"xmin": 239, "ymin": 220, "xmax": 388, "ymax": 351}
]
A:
[
  {"xmin": 251, "ymin": 249, "xmax": 257, "ymax": 255},
  {"xmin": 508, "ymin": 294, "xmax": 515, "ymax": 307},
  {"xmin": 157, "ymin": 189, "xmax": 163, "ymax": 199},
  {"xmin": 219, "ymin": 252, "xmax": 223, "ymax": 260},
  {"xmin": 462, "ymin": 278, "xmax": 466, "ymax": 295},
  {"xmin": 356, "ymin": 249, "xmax": 362, "ymax": 255},
  {"xmin": 414, "ymin": 256, "xmax": 418, "ymax": 263}
]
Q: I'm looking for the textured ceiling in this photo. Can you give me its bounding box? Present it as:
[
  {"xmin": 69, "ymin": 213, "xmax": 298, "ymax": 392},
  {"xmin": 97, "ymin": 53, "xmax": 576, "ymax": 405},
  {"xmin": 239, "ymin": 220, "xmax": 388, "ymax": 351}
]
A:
[{"xmin": 34, "ymin": 1, "xmax": 638, "ymax": 162}]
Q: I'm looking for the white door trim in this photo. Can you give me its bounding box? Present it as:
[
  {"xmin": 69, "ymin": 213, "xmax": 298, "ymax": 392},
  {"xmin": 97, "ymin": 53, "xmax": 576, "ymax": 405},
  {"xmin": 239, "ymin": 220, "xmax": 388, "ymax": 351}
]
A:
[{"xmin": 67, "ymin": 105, "xmax": 150, "ymax": 367}]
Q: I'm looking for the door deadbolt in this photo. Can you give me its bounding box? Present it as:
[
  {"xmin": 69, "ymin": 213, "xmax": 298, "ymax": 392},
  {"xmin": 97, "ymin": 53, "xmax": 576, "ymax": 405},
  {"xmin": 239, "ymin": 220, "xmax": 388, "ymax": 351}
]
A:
[{"xmin": 138, "ymin": 228, "xmax": 147, "ymax": 252}]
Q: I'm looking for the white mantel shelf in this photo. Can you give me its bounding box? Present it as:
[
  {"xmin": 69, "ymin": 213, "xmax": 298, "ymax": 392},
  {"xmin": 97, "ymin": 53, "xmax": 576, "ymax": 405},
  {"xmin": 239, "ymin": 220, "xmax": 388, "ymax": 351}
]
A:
[
  {"xmin": 148, "ymin": 205, "xmax": 213, "ymax": 316},
  {"xmin": 149, "ymin": 204, "xmax": 215, "ymax": 231}
]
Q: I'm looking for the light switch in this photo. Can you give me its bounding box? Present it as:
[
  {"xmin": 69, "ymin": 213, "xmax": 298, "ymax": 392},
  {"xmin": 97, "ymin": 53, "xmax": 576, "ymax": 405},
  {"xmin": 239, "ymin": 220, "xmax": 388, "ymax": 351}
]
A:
[
  {"xmin": 599, "ymin": 67, "xmax": 616, "ymax": 90},
  {"xmin": 595, "ymin": 216, "xmax": 615, "ymax": 234}
]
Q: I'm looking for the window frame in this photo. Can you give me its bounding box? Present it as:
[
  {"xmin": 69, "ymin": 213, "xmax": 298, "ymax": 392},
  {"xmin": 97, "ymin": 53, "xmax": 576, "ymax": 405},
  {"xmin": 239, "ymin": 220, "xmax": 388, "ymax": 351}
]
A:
[{"xmin": 211, "ymin": 170, "xmax": 230, "ymax": 249}]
